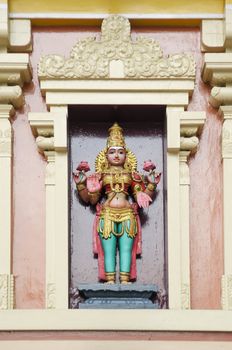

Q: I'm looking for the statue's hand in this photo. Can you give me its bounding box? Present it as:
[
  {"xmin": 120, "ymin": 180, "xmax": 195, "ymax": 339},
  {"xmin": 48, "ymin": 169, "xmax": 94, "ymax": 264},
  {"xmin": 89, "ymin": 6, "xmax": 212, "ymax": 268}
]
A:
[
  {"xmin": 147, "ymin": 172, "xmax": 162, "ymax": 185},
  {"xmin": 73, "ymin": 170, "xmax": 87, "ymax": 185},
  {"xmin": 87, "ymin": 173, "xmax": 102, "ymax": 193},
  {"xmin": 136, "ymin": 191, "xmax": 152, "ymax": 209}
]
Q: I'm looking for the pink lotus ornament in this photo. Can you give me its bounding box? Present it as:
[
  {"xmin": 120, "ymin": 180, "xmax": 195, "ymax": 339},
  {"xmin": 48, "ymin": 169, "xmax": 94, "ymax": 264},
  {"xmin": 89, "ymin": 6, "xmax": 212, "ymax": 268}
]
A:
[
  {"xmin": 143, "ymin": 160, "xmax": 156, "ymax": 172},
  {"xmin": 76, "ymin": 161, "xmax": 90, "ymax": 173}
]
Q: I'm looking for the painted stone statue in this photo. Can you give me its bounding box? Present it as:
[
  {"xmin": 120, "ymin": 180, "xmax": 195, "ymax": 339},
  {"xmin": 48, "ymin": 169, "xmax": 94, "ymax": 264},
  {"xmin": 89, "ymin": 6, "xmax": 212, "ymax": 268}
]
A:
[{"xmin": 73, "ymin": 123, "xmax": 161, "ymax": 284}]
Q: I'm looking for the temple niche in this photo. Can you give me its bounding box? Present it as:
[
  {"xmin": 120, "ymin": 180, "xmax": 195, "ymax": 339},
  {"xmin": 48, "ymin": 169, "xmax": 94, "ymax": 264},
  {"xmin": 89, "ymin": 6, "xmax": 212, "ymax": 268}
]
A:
[
  {"xmin": 69, "ymin": 105, "xmax": 166, "ymax": 308},
  {"xmin": 35, "ymin": 15, "xmax": 202, "ymax": 310}
]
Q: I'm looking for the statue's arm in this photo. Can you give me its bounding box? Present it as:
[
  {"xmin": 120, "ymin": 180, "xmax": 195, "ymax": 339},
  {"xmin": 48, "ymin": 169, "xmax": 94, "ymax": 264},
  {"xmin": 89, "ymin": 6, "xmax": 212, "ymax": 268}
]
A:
[
  {"xmin": 131, "ymin": 171, "xmax": 161, "ymax": 208},
  {"xmin": 131, "ymin": 172, "xmax": 152, "ymax": 208},
  {"xmin": 142, "ymin": 160, "xmax": 161, "ymax": 199},
  {"xmin": 73, "ymin": 171, "xmax": 90, "ymax": 203},
  {"xmin": 145, "ymin": 171, "xmax": 161, "ymax": 198}
]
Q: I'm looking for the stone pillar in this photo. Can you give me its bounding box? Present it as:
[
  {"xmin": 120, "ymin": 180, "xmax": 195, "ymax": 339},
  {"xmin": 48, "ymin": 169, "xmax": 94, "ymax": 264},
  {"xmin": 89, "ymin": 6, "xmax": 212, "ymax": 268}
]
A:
[
  {"xmin": 51, "ymin": 106, "xmax": 68, "ymax": 309},
  {"xmin": 220, "ymin": 106, "xmax": 232, "ymax": 309},
  {"xmin": 29, "ymin": 107, "xmax": 68, "ymax": 309},
  {"xmin": 45, "ymin": 151, "xmax": 56, "ymax": 309},
  {"xmin": 0, "ymin": 105, "xmax": 14, "ymax": 309},
  {"xmin": 179, "ymin": 130, "xmax": 200, "ymax": 309},
  {"xmin": 179, "ymin": 114, "xmax": 205, "ymax": 309},
  {"xmin": 166, "ymin": 107, "xmax": 182, "ymax": 309},
  {"xmin": 36, "ymin": 134, "xmax": 56, "ymax": 309},
  {"xmin": 167, "ymin": 108, "xmax": 205, "ymax": 310},
  {"xmin": 179, "ymin": 150, "xmax": 191, "ymax": 309}
]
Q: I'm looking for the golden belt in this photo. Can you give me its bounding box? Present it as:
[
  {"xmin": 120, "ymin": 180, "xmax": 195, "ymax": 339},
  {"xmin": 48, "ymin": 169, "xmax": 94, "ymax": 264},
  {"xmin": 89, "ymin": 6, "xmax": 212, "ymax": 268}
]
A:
[{"xmin": 98, "ymin": 207, "xmax": 137, "ymax": 239}]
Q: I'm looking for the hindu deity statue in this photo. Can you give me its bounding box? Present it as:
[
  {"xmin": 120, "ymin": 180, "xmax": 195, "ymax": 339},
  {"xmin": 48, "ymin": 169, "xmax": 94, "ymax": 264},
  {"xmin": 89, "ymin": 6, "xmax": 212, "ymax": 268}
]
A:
[{"xmin": 73, "ymin": 123, "xmax": 161, "ymax": 284}]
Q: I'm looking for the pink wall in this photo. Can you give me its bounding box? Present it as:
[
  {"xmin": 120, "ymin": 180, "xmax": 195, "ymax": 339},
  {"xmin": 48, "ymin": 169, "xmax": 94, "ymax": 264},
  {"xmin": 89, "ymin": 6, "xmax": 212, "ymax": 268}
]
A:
[{"xmin": 12, "ymin": 26, "xmax": 223, "ymax": 309}]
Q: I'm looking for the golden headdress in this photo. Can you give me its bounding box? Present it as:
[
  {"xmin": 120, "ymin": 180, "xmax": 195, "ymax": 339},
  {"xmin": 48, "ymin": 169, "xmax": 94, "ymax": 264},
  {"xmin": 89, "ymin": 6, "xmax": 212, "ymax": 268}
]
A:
[
  {"xmin": 95, "ymin": 122, "xmax": 137, "ymax": 173},
  {"xmin": 106, "ymin": 123, "xmax": 125, "ymax": 149}
]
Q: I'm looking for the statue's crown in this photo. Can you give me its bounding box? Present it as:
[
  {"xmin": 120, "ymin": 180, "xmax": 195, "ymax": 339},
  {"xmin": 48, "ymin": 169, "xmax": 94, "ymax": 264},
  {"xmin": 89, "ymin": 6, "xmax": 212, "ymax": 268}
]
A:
[{"xmin": 106, "ymin": 122, "xmax": 125, "ymax": 149}]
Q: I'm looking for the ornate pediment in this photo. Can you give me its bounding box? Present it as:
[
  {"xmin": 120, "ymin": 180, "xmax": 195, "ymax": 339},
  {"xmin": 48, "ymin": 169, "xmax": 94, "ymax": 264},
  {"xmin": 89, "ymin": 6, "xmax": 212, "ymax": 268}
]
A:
[{"xmin": 39, "ymin": 15, "xmax": 195, "ymax": 80}]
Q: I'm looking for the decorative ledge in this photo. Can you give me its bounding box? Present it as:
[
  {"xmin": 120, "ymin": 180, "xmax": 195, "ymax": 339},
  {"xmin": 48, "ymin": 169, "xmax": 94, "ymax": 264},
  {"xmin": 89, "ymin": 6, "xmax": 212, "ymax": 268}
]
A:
[
  {"xmin": 9, "ymin": 19, "xmax": 32, "ymax": 53},
  {"xmin": 1, "ymin": 309, "xmax": 232, "ymax": 331},
  {"xmin": 202, "ymin": 53, "xmax": 232, "ymax": 86},
  {"xmin": 201, "ymin": 20, "xmax": 224, "ymax": 53},
  {"xmin": 0, "ymin": 53, "xmax": 32, "ymax": 86}
]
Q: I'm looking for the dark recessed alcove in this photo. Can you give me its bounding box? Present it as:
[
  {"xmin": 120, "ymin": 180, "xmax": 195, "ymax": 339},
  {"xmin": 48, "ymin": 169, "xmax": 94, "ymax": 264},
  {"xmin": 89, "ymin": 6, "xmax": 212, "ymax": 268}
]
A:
[{"xmin": 68, "ymin": 105, "xmax": 167, "ymax": 308}]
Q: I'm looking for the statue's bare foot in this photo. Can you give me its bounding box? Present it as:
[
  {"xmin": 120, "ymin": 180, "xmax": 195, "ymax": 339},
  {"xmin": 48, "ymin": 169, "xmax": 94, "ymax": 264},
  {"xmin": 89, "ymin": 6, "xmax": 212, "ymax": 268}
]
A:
[
  {"xmin": 105, "ymin": 281, "xmax": 115, "ymax": 284},
  {"xmin": 121, "ymin": 281, "xmax": 132, "ymax": 285}
]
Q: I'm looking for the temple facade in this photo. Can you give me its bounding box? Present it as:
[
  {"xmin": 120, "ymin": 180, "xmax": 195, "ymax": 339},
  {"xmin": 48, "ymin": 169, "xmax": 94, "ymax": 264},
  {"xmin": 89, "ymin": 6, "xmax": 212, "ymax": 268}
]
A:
[{"xmin": 1, "ymin": 0, "xmax": 232, "ymax": 348}]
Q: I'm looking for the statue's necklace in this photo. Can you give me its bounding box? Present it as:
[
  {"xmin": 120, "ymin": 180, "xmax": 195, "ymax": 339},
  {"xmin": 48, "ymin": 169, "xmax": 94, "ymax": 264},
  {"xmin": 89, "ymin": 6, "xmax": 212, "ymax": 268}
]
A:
[{"xmin": 109, "ymin": 170, "xmax": 124, "ymax": 194}]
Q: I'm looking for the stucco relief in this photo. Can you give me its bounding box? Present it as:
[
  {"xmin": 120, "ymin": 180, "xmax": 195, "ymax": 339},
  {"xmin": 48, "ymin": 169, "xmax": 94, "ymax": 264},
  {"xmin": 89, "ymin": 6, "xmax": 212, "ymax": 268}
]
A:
[
  {"xmin": 39, "ymin": 15, "xmax": 195, "ymax": 80},
  {"xmin": 36, "ymin": 135, "xmax": 54, "ymax": 153},
  {"xmin": 180, "ymin": 136, "xmax": 199, "ymax": 153},
  {"xmin": 47, "ymin": 283, "xmax": 56, "ymax": 309},
  {"xmin": 0, "ymin": 128, "xmax": 12, "ymax": 155},
  {"xmin": 0, "ymin": 275, "xmax": 8, "ymax": 309},
  {"xmin": 221, "ymin": 275, "xmax": 232, "ymax": 310},
  {"xmin": 179, "ymin": 153, "xmax": 190, "ymax": 185},
  {"xmin": 0, "ymin": 274, "xmax": 14, "ymax": 309},
  {"xmin": 222, "ymin": 119, "xmax": 232, "ymax": 158},
  {"xmin": 181, "ymin": 283, "xmax": 190, "ymax": 310}
]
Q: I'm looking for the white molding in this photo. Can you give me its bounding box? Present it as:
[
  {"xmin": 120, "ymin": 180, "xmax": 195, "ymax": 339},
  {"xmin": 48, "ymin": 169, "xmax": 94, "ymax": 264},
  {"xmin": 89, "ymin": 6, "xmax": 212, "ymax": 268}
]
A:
[
  {"xmin": 0, "ymin": 309, "xmax": 232, "ymax": 331},
  {"xmin": 45, "ymin": 91, "xmax": 189, "ymax": 108},
  {"xmin": 9, "ymin": 12, "xmax": 224, "ymax": 20},
  {"xmin": 40, "ymin": 80, "xmax": 195, "ymax": 93}
]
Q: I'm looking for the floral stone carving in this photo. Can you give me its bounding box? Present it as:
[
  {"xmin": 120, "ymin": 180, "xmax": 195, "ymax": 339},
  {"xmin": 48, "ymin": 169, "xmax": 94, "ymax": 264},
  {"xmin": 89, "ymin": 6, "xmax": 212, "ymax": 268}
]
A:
[{"xmin": 39, "ymin": 15, "xmax": 195, "ymax": 80}]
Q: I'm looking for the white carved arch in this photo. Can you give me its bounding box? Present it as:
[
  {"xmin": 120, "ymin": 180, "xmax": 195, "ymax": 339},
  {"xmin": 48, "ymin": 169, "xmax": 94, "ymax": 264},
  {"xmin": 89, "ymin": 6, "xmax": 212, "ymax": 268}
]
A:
[{"xmin": 39, "ymin": 15, "xmax": 195, "ymax": 80}]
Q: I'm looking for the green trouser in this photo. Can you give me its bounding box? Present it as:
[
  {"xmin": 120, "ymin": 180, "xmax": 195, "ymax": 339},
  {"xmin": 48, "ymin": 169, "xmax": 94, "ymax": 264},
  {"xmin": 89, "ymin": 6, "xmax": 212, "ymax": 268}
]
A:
[{"xmin": 99, "ymin": 221, "xmax": 134, "ymax": 273}]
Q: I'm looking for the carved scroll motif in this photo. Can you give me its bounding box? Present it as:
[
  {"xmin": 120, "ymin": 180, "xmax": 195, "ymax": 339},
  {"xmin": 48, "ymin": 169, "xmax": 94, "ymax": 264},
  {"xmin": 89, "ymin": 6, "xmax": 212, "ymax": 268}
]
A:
[
  {"xmin": 179, "ymin": 153, "xmax": 190, "ymax": 185},
  {"xmin": 0, "ymin": 128, "xmax": 12, "ymax": 155},
  {"xmin": 39, "ymin": 15, "xmax": 195, "ymax": 80},
  {"xmin": 181, "ymin": 283, "xmax": 190, "ymax": 309},
  {"xmin": 0, "ymin": 274, "xmax": 14, "ymax": 309},
  {"xmin": 0, "ymin": 275, "xmax": 8, "ymax": 309},
  {"xmin": 47, "ymin": 283, "xmax": 56, "ymax": 309},
  {"xmin": 222, "ymin": 119, "xmax": 232, "ymax": 158},
  {"xmin": 221, "ymin": 275, "xmax": 232, "ymax": 310}
]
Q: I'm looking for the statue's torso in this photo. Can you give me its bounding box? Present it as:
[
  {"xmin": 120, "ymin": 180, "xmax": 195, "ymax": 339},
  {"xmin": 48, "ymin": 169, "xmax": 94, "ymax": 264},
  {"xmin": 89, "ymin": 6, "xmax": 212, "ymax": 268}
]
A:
[{"xmin": 101, "ymin": 170, "xmax": 132, "ymax": 209}]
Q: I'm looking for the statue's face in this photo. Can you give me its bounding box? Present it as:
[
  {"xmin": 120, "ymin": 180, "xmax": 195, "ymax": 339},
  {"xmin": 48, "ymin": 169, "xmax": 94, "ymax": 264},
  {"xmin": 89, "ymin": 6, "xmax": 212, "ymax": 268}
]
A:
[{"xmin": 107, "ymin": 147, "xmax": 126, "ymax": 166}]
